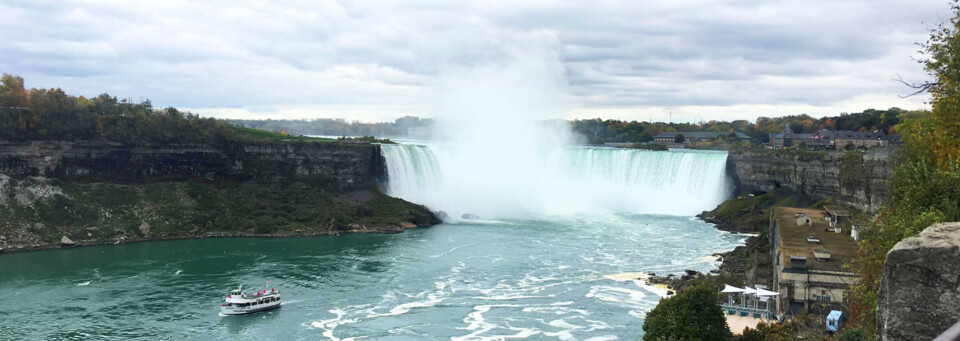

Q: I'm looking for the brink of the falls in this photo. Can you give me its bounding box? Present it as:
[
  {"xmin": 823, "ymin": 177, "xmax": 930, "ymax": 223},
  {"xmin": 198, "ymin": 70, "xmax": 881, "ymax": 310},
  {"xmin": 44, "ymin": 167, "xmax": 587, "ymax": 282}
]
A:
[{"xmin": 381, "ymin": 143, "xmax": 732, "ymax": 219}]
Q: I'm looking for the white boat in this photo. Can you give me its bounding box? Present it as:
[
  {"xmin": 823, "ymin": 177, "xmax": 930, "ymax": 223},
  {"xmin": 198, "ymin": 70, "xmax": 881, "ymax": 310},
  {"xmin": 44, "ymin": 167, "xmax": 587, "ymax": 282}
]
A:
[{"xmin": 220, "ymin": 285, "xmax": 281, "ymax": 315}]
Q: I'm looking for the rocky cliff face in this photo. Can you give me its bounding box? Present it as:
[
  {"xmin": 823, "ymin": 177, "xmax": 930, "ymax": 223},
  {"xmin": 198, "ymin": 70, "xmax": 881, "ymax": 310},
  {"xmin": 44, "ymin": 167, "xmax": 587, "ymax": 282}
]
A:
[
  {"xmin": 727, "ymin": 148, "xmax": 894, "ymax": 213},
  {"xmin": 0, "ymin": 140, "xmax": 439, "ymax": 253},
  {"xmin": 0, "ymin": 141, "xmax": 386, "ymax": 191},
  {"xmin": 877, "ymin": 222, "xmax": 960, "ymax": 341}
]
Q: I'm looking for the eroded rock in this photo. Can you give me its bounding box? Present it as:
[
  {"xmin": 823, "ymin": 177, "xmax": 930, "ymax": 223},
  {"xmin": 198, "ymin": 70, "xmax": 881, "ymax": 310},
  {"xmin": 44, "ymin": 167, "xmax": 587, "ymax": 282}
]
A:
[{"xmin": 877, "ymin": 222, "xmax": 960, "ymax": 340}]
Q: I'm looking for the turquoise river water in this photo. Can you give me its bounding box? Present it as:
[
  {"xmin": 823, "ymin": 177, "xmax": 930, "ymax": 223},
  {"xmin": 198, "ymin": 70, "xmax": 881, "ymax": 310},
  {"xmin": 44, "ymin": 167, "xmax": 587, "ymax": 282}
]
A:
[{"xmin": 0, "ymin": 146, "xmax": 744, "ymax": 340}]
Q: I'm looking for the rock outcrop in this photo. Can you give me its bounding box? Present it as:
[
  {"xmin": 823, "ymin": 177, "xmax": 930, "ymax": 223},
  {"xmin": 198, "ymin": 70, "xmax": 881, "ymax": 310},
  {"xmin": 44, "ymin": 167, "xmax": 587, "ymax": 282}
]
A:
[
  {"xmin": 0, "ymin": 140, "xmax": 387, "ymax": 192},
  {"xmin": 877, "ymin": 222, "xmax": 960, "ymax": 340},
  {"xmin": 726, "ymin": 148, "xmax": 893, "ymax": 214},
  {"xmin": 0, "ymin": 140, "xmax": 438, "ymax": 253},
  {"xmin": 60, "ymin": 236, "xmax": 75, "ymax": 246}
]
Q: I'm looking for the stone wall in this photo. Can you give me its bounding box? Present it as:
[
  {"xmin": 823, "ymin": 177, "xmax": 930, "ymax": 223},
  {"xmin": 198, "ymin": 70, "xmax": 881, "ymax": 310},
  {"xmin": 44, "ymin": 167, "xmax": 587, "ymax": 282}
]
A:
[
  {"xmin": 0, "ymin": 141, "xmax": 386, "ymax": 192},
  {"xmin": 877, "ymin": 222, "xmax": 960, "ymax": 340},
  {"xmin": 727, "ymin": 148, "xmax": 894, "ymax": 214}
]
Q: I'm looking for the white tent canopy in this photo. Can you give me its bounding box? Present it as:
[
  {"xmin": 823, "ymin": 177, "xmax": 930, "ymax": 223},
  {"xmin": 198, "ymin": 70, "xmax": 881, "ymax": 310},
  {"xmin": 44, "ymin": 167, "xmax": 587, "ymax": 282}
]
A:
[
  {"xmin": 721, "ymin": 285, "xmax": 745, "ymax": 293},
  {"xmin": 755, "ymin": 287, "xmax": 780, "ymax": 297},
  {"xmin": 743, "ymin": 287, "xmax": 757, "ymax": 295}
]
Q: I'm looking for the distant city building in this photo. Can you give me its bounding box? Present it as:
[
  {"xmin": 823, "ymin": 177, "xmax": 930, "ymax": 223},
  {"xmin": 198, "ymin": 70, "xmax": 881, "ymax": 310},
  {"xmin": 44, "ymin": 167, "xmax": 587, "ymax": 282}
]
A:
[
  {"xmin": 652, "ymin": 131, "xmax": 750, "ymax": 145},
  {"xmin": 770, "ymin": 124, "xmax": 899, "ymax": 150}
]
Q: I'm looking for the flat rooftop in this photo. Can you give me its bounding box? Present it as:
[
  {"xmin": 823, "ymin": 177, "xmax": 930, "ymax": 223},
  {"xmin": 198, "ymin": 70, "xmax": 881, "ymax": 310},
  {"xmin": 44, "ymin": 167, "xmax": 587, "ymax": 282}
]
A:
[
  {"xmin": 823, "ymin": 205, "xmax": 852, "ymax": 217},
  {"xmin": 776, "ymin": 207, "xmax": 858, "ymax": 273}
]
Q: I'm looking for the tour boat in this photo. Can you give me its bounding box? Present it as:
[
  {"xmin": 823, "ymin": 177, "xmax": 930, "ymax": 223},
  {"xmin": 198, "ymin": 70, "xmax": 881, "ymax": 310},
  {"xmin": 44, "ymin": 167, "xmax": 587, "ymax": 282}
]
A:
[{"xmin": 220, "ymin": 285, "xmax": 281, "ymax": 315}]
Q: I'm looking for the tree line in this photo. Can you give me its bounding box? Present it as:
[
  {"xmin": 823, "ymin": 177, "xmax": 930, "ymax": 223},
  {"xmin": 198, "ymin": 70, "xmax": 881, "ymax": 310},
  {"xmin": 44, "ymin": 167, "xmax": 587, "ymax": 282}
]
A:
[
  {"xmin": 0, "ymin": 74, "xmax": 299, "ymax": 146},
  {"xmin": 569, "ymin": 107, "xmax": 914, "ymax": 146},
  {"xmin": 229, "ymin": 116, "xmax": 434, "ymax": 138},
  {"xmin": 640, "ymin": 3, "xmax": 960, "ymax": 339}
]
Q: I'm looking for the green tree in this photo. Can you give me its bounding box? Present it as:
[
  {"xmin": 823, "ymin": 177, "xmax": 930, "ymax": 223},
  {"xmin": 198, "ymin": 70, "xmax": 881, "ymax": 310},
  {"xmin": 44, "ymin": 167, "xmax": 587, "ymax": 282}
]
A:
[
  {"xmin": 735, "ymin": 321, "xmax": 795, "ymax": 341},
  {"xmin": 674, "ymin": 134, "xmax": 686, "ymax": 144},
  {"xmin": 849, "ymin": 2, "xmax": 960, "ymax": 338},
  {"xmin": 642, "ymin": 284, "xmax": 732, "ymax": 341}
]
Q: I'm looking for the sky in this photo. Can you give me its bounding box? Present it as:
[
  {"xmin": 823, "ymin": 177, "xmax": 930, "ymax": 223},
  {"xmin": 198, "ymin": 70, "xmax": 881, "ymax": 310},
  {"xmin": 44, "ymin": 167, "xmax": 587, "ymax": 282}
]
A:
[{"xmin": 0, "ymin": 0, "xmax": 949, "ymax": 123}]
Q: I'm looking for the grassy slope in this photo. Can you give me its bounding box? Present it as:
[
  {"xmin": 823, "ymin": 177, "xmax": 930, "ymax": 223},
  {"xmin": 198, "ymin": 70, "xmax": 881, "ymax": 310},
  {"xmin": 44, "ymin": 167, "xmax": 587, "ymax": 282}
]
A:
[{"xmin": 0, "ymin": 176, "xmax": 436, "ymax": 249}]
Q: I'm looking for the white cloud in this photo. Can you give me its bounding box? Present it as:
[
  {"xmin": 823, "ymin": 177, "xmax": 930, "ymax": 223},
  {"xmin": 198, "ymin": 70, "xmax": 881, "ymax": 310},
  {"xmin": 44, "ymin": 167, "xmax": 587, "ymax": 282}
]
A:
[{"xmin": 0, "ymin": 0, "xmax": 945, "ymax": 122}]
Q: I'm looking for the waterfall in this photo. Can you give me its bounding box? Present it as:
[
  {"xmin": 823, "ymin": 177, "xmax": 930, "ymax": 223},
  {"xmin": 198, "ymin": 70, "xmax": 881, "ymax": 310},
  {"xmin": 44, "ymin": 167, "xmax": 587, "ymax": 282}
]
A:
[{"xmin": 382, "ymin": 143, "xmax": 732, "ymax": 218}]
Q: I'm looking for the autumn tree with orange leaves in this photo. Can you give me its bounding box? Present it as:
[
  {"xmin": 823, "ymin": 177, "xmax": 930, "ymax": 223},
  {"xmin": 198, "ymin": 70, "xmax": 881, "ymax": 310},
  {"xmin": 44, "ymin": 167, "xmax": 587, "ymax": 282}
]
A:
[{"xmin": 848, "ymin": 2, "xmax": 960, "ymax": 338}]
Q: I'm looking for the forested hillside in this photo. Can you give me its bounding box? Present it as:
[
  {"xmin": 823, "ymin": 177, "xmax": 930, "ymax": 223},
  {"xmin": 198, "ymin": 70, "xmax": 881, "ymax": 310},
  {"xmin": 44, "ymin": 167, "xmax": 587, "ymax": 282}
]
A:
[{"xmin": 0, "ymin": 74, "xmax": 316, "ymax": 145}]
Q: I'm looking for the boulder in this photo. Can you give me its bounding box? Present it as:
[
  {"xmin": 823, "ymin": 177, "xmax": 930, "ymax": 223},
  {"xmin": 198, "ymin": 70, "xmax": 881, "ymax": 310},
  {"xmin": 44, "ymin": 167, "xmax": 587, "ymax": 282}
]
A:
[
  {"xmin": 877, "ymin": 222, "xmax": 960, "ymax": 340},
  {"xmin": 399, "ymin": 222, "xmax": 418, "ymax": 229},
  {"xmin": 60, "ymin": 236, "xmax": 76, "ymax": 246},
  {"xmin": 139, "ymin": 222, "xmax": 151, "ymax": 236}
]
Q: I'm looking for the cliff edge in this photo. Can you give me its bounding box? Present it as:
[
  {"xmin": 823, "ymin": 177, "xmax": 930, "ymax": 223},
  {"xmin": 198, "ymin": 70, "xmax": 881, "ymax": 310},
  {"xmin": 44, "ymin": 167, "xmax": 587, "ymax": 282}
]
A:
[
  {"xmin": 726, "ymin": 148, "xmax": 893, "ymax": 214},
  {"xmin": 877, "ymin": 222, "xmax": 960, "ymax": 340},
  {"xmin": 0, "ymin": 140, "xmax": 439, "ymax": 252}
]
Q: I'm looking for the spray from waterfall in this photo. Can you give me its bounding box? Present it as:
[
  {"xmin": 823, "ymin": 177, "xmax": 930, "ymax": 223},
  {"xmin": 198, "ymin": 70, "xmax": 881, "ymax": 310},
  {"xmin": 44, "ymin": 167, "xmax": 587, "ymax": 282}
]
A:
[
  {"xmin": 383, "ymin": 144, "xmax": 732, "ymax": 219},
  {"xmin": 382, "ymin": 45, "xmax": 731, "ymax": 219}
]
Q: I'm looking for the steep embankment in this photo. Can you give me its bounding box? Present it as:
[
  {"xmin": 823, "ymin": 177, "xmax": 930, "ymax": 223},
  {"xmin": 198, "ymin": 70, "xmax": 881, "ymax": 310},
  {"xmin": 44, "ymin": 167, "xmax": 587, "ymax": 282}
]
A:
[
  {"xmin": 0, "ymin": 141, "xmax": 439, "ymax": 252},
  {"xmin": 726, "ymin": 148, "xmax": 894, "ymax": 214}
]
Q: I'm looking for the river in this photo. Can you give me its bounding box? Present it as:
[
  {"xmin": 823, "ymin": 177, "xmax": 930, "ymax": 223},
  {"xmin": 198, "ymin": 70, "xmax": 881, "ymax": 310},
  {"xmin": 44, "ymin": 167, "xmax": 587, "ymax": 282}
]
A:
[{"xmin": 0, "ymin": 144, "xmax": 744, "ymax": 340}]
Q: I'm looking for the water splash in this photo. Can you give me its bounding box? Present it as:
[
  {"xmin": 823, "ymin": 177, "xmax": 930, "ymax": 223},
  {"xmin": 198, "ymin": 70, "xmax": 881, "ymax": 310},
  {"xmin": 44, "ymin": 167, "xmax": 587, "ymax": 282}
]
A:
[{"xmin": 382, "ymin": 144, "xmax": 731, "ymax": 218}]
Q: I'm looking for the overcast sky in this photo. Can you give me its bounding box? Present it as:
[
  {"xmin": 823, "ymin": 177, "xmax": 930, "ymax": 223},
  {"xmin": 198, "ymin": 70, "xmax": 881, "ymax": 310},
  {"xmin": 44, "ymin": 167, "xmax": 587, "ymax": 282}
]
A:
[{"xmin": 1, "ymin": 0, "xmax": 948, "ymax": 123}]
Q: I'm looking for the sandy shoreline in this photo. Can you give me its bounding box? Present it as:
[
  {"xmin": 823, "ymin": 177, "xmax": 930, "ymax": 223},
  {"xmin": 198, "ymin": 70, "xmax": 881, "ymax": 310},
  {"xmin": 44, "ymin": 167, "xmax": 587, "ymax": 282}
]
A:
[{"xmin": 603, "ymin": 272, "xmax": 673, "ymax": 297}]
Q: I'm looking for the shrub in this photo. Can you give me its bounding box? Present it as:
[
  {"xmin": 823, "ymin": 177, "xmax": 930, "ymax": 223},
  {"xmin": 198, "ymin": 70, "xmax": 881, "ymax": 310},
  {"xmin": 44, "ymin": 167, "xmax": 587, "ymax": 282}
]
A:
[{"xmin": 642, "ymin": 284, "xmax": 732, "ymax": 341}]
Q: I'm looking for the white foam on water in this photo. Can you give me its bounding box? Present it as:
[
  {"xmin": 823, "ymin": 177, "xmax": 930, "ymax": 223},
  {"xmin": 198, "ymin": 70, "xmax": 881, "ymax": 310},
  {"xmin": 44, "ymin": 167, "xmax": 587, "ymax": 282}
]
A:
[
  {"xmin": 585, "ymin": 285, "xmax": 648, "ymax": 305},
  {"xmin": 548, "ymin": 319, "xmax": 582, "ymax": 330},
  {"xmin": 428, "ymin": 243, "xmax": 476, "ymax": 258},
  {"xmin": 521, "ymin": 305, "xmax": 589, "ymax": 316},
  {"xmin": 543, "ymin": 330, "xmax": 576, "ymax": 341},
  {"xmin": 585, "ymin": 336, "xmax": 618, "ymax": 341},
  {"xmin": 602, "ymin": 272, "xmax": 648, "ymax": 281},
  {"xmin": 453, "ymin": 304, "xmax": 547, "ymax": 341},
  {"xmin": 174, "ymin": 270, "xmax": 182, "ymax": 275},
  {"xmin": 367, "ymin": 293, "xmax": 443, "ymax": 318},
  {"xmin": 634, "ymin": 280, "xmax": 671, "ymax": 298},
  {"xmin": 307, "ymin": 307, "xmax": 365, "ymax": 341},
  {"xmin": 365, "ymin": 286, "xmax": 447, "ymax": 319},
  {"xmin": 452, "ymin": 305, "xmax": 496, "ymax": 340},
  {"xmin": 77, "ymin": 281, "xmax": 91, "ymax": 286},
  {"xmin": 474, "ymin": 294, "xmax": 539, "ymax": 301}
]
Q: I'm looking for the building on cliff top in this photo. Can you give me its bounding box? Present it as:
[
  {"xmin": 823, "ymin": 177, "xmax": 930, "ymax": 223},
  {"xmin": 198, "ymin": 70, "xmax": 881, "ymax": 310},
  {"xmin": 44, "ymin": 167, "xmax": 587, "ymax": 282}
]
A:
[
  {"xmin": 769, "ymin": 124, "xmax": 899, "ymax": 150},
  {"xmin": 652, "ymin": 131, "xmax": 750, "ymax": 145},
  {"xmin": 770, "ymin": 207, "xmax": 859, "ymax": 316}
]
